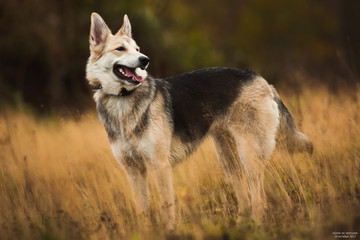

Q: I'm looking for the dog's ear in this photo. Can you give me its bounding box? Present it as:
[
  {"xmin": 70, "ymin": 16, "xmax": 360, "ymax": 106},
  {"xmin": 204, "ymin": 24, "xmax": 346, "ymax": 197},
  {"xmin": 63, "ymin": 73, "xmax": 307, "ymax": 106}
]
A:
[
  {"xmin": 90, "ymin": 13, "xmax": 110, "ymax": 47},
  {"xmin": 117, "ymin": 14, "xmax": 132, "ymax": 38}
]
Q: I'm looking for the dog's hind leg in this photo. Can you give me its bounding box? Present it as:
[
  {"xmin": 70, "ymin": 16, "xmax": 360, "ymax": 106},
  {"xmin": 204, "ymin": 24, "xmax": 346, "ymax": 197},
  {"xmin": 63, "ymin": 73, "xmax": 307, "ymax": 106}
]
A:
[
  {"xmin": 231, "ymin": 132, "xmax": 267, "ymax": 222},
  {"xmin": 211, "ymin": 128, "xmax": 251, "ymax": 217},
  {"xmin": 224, "ymin": 77, "xmax": 279, "ymax": 222}
]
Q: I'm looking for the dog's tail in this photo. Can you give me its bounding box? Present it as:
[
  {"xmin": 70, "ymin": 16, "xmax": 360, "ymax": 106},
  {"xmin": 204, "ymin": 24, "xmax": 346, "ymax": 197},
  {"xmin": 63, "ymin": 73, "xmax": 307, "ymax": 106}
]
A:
[{"xmin": 270, "ymin": 85, "xmax": 313, "ymax": 155}]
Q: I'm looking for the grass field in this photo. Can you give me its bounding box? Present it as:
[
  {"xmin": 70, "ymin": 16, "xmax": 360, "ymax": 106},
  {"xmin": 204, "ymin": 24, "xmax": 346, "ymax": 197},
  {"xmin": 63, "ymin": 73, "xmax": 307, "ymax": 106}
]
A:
[{"xmin": 1, "ymin": 85, "xmax": 360, "ymax": 240}]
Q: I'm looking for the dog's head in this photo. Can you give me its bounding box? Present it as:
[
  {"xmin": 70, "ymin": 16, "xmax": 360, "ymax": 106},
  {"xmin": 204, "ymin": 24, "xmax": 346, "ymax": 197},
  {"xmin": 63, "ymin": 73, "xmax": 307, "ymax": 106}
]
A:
[{"xmin": 86, "ymin": 13, "xmax": 149, "ymax": 95}]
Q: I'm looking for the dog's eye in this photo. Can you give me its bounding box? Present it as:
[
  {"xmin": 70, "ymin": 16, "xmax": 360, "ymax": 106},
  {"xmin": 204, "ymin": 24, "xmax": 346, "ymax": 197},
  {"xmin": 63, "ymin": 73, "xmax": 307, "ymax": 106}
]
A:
[
  {"xmin": 116, "ymin": 47, "xmax": 126, "ymax": 51},
  {"xmin": 136, "ymin": 48, "xmax": 140, "ymax": 52}
]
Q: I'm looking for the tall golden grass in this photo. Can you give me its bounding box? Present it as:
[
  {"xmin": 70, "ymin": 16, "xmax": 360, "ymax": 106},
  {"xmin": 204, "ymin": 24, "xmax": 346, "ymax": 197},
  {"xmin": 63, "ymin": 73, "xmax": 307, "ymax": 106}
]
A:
[{"xmin": 0, "ymin": 85, "xmax": 359, "ymax": 239}]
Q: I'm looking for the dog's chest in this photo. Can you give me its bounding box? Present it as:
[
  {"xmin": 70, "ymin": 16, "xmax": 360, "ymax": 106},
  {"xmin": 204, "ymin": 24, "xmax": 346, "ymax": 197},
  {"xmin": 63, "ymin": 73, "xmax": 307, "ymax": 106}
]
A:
[{"xmin": 97, "ymin": 95, "xmax": 153, "ymax": 142}]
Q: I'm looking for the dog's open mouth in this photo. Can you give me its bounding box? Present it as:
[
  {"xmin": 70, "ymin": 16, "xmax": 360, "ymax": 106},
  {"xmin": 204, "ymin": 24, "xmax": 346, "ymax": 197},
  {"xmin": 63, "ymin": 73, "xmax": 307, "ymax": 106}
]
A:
[{"xmin": 113, "ymin": 65, "xmax": 143, "ymax": 84}]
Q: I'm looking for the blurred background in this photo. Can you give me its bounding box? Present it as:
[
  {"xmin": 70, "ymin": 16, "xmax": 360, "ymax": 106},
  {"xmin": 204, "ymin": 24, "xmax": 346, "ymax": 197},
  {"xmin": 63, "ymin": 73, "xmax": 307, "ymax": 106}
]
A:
[
  {"xmin": 0, "ymin": 0, "xmax": 359, "ymax": 114},
  {"xmin": 1, "ymin": 2, "xmax": 360, "ymax": 239}
]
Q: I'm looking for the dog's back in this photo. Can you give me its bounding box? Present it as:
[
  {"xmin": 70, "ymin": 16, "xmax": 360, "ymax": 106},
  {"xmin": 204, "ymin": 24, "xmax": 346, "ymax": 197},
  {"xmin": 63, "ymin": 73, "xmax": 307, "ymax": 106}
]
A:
[{"xmin": 163, "ymin": 67, "xmax": 257, "ymax": 162}]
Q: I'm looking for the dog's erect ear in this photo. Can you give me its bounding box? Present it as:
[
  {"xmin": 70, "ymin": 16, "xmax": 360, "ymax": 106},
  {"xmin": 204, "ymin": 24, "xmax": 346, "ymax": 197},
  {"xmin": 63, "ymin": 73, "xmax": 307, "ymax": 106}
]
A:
[
  {"xmin": 117, "ymin": 14, "xmax": 132, "ymax": 38},
  {"xmin": 90, "ymin": 13, "xmax": 111, "ymax": 47}
]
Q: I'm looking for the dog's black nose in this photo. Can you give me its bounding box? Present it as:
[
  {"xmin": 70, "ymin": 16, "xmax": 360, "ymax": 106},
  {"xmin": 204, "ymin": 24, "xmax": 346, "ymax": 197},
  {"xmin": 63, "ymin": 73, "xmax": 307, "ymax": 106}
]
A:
[{"xmin": 139, "ymin": 56, "xmax": 150, "ymax": 69}]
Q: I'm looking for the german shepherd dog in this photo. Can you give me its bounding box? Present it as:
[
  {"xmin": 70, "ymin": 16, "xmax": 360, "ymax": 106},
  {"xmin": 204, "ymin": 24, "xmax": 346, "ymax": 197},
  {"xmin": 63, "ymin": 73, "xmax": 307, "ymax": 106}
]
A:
[{"xmin": 86, "ymin": 13, "xmax": 313, "ymax": 229}]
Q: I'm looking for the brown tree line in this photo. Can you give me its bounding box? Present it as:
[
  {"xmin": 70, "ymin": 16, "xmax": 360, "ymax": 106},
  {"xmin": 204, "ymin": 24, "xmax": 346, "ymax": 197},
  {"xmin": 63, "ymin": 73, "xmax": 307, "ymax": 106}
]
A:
[{"xmin": 0, "ymin": 0, "xmax": 359, "ymax": 113}]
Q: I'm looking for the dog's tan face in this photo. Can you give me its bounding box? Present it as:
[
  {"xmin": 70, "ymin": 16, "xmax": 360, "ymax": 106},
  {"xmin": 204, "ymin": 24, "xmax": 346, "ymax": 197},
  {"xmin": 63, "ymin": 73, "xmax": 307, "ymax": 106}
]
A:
[{"xmin": 86, "ymin": 13, "xmax": 149, "ymax": 95}]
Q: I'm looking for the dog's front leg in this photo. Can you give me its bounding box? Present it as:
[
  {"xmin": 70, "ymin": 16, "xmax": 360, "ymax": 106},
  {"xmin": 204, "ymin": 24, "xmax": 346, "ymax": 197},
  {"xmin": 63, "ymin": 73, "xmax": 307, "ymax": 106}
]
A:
[
  {"xmin": 111, "ymin": 146, "xmax": 150, "ymax": 216},
  {"xmin": 124, "ymin": 168, "xmax": 150, "ymax": 215},
  {"xmin": 150, "ymin": 159, "xmax": 175, "ymax": 230}
]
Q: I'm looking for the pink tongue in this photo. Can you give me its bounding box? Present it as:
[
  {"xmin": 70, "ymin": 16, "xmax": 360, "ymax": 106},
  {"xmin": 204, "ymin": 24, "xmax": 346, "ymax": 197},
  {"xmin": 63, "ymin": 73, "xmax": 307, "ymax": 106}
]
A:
[{"xmin": 124, "ymin": 67, "xmax": 143, "ymax": 82}]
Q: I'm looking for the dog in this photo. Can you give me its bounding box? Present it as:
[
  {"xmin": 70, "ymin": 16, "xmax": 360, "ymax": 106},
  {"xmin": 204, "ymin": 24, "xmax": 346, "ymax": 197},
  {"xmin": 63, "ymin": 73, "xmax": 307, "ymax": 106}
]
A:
[{"xmin": 86, "ymin": 13, "xmax": 313, "ymax": 229}]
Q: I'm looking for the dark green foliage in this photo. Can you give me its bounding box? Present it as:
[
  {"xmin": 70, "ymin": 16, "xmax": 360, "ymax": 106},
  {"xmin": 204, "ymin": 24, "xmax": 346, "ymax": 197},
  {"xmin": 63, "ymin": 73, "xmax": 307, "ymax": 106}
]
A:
[{"xmin": 0, "ymin": 1, "xmax": 358, "ymax": 112}]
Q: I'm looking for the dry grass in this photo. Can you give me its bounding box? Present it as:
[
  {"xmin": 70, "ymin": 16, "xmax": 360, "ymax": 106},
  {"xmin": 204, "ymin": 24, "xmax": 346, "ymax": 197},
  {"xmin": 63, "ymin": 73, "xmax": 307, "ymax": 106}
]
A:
[{"xmin": 1, "ymin": 86, "xmax": 360, "ymax": 240}]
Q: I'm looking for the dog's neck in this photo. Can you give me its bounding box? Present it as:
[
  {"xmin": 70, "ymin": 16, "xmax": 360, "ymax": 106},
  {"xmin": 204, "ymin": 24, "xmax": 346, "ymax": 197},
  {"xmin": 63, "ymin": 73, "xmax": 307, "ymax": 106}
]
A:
[
  {"xmin": 93, "ymin": 78, "xmax": 156, "ymax": 141},
  {"xmin": 93, "ymin": 84, "xmax": 136, "ymax": 97},
  {"xmin": 118, "ymin": 87, "xmax": 136, "ymax": 96}
]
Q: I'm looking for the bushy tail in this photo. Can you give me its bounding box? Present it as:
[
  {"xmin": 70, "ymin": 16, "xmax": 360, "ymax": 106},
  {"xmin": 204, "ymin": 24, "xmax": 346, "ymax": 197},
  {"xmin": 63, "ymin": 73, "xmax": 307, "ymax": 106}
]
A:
[{"xmin": 270, "ymin": 86, "xmax": 313, "ymax": 155}]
